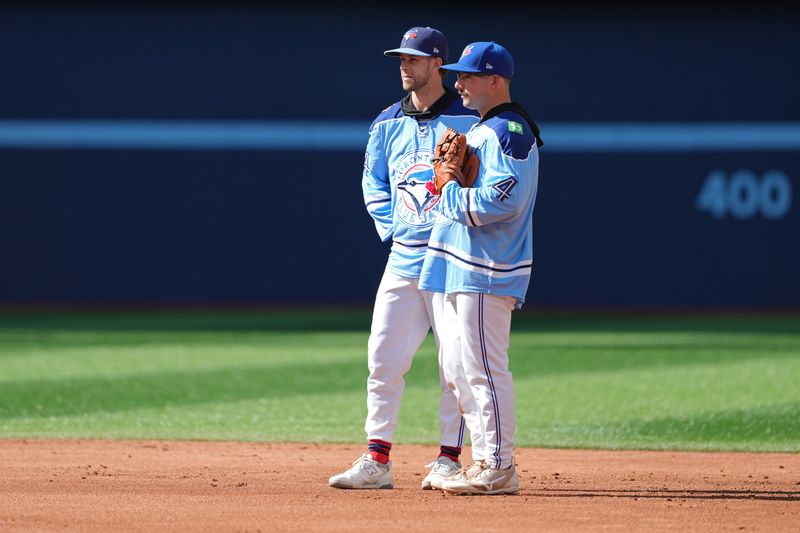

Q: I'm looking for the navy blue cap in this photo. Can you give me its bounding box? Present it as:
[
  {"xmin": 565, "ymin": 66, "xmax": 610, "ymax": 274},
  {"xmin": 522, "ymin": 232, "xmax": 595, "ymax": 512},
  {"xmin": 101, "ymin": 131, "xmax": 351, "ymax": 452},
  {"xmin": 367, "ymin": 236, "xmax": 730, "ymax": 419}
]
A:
[
  {"xmin": 441, "ymin": 41, "xmax": 514, "ymax": 79},
  {"xmin": 384, "ymin": 27, "xmax": 448, "ymax": 60}
]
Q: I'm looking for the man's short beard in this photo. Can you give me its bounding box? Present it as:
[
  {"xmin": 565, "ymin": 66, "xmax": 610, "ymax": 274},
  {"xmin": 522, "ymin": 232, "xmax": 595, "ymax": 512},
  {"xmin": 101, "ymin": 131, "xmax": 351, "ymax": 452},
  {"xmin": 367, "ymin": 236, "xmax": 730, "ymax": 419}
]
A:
[{"xmin": 404, "ymin": 73, "xmax": 431, "ymax": 93}]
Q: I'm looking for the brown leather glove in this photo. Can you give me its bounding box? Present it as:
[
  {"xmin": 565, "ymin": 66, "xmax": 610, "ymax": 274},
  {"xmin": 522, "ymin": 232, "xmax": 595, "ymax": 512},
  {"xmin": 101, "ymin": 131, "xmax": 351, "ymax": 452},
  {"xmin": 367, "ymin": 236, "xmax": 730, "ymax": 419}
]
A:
[{"xmin": 427, "ymin": 128, "xmax": 480, "ymax": 195}]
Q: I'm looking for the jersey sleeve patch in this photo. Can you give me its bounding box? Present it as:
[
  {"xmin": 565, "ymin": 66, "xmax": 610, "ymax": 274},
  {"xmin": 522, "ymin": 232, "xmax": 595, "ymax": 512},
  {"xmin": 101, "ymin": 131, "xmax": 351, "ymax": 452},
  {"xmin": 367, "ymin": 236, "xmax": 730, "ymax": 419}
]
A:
[
  {"xmin": 508, "ymin": 120, "xmax": 524, "ymax": 134},
  {"xmin": 487, "ymin": 114, "xmax": 536, "ymax": 159}
]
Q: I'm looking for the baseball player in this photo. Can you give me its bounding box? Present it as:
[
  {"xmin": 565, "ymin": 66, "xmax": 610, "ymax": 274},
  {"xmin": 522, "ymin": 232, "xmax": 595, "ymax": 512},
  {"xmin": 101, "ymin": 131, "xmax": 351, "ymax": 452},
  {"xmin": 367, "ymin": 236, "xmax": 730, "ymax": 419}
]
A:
[
  {"xmin": 419, "ymin": 41, "xmax": 543, "ymax": 495},
  {"xmin": 328, "ymin": 27, "xmax": 481, "ymax": 490}
]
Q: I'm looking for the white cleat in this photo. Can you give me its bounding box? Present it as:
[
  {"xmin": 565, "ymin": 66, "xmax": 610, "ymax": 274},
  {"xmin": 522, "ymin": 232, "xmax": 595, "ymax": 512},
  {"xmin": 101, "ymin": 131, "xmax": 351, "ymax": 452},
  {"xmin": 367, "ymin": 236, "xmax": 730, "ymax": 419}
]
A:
[
  {"xmin": 439, "ymin": 461, "xmax": 519, "ymax": 495},
  {"xmin": 421, "ymin": 456, "xmax": 461, "ymax": 490},
  {"xmin": 329, "ymin": 454, "xmax": 393, "ymax": 490},
  {"xmin": 431, "ymin": 460, "xmax": 485, "ymax": 490}
]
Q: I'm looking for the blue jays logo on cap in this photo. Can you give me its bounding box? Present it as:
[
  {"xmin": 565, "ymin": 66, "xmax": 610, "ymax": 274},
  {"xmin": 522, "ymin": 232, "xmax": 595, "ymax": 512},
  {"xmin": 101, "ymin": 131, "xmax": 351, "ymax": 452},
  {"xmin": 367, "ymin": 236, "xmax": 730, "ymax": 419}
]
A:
[
  {"xmin": 384, "ymin": 26, "xmax": 448, "ymax": 60},
  {"xmin": 442, "ymin": 41, "xmax": 514, "ymax": 79}
]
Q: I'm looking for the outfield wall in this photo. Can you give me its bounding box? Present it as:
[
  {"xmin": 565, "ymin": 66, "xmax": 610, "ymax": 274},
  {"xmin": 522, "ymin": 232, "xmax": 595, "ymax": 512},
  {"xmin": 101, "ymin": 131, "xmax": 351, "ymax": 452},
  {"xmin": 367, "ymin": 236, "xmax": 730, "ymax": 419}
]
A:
[{"xmin": 1, "ymin": 4, "xmax": 798, "ymax": 306}]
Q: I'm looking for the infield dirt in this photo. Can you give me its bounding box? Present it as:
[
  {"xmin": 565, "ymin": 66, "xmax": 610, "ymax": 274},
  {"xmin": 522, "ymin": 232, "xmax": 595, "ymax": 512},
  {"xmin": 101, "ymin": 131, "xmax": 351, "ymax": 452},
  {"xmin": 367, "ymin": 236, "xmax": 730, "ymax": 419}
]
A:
[{"xmin": 1, "ymin": 439, "xmax": 798, "ymax": 531}]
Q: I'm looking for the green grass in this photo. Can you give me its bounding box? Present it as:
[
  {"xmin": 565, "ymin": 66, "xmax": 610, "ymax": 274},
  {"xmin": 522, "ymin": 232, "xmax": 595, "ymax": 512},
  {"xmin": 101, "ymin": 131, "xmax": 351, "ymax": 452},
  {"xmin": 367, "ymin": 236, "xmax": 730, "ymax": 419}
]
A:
[{"xmin": 1, "ymin": 310, "xmax": 799, "ymax": 452}]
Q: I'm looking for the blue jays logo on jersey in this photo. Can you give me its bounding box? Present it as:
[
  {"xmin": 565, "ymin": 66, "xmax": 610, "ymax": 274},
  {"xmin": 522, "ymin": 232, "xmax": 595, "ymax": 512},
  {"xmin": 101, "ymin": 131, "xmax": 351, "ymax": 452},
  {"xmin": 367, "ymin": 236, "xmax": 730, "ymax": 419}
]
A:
[{"xmin": 395, "ymin": 150, "xmax": 439, "ymax": 227}]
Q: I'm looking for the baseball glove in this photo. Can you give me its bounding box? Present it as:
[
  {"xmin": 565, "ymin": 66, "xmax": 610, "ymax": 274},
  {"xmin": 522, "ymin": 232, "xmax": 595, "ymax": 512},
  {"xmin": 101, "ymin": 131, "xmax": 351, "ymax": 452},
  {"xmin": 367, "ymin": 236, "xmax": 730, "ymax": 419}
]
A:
[
  {"xmin": 462, "ymin": 145, "xmax": 479, "ymax": 187},
  {"xmin": 427, "ymin": 128, "xmax": 479, "ymax": 195}
]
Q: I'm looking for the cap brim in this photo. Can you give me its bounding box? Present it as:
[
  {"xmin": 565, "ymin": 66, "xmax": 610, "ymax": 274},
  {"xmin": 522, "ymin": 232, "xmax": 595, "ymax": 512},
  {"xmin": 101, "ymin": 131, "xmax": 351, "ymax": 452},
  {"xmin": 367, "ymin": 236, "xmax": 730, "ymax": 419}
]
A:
[
  {"xmin": 384, "ymin": 47, "xmax": 434, "ymax": 57},
  {"xmin": 440, "ymin": 62, "xmax": 481, "ymax": 73}
]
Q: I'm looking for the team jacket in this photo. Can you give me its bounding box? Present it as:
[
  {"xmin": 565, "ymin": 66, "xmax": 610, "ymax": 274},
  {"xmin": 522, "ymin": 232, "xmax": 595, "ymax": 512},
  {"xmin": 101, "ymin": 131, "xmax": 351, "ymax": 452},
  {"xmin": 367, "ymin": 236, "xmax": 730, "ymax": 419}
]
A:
[
  {"xmin": 419, "ymin": 102, "xmax": 543, "ymax": 308},
  {"xmin": 362, "ymin": 87, "xmax": 479, "ymax": 278}
]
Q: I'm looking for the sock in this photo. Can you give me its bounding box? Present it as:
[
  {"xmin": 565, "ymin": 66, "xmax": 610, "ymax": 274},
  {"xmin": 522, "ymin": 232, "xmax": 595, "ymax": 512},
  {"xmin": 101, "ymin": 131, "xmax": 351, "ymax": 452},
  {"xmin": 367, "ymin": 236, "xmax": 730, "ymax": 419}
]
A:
[
  {"xmin": 368, "ymin": 439, "xmax": 392, "ymax": 464},
  {"xmin": 438, "ymin": 445, "xmax": 461, "ymax": 463}
]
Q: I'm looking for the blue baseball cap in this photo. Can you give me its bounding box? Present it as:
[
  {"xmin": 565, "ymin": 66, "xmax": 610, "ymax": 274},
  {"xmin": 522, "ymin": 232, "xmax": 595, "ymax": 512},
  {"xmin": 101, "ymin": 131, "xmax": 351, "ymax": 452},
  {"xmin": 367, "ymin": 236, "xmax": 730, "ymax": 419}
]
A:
[
  {"xmin": 384, "ymin": 27, "xmax": 448, "ymax": 60},
  {"xmin": 442, "ymin": 41, "xmax": 514, "ymax": 79}
]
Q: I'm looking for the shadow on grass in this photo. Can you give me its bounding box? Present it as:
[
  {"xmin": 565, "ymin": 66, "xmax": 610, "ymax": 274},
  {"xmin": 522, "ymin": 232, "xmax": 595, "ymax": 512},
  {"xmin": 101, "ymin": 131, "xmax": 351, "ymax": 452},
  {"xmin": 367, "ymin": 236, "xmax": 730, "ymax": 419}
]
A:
[
  {"xmin": 510, "ymin": 312, "xmax": 800, "ymax": 336},
  {"xmin": 519, "ymin": 403, "xmax": 800, "ymax": 450},
  {"xmin": 0, "ymin": 310, "xmax": 374, "ymax": 332},
  {"xmin": 508, "ymin": 338, "xmax": 800, "ymax": 377},
  {"xmin": 3, "ymin": 343, "xmax": 799, "ymax": 427},
  {"xmin": 598, "ymin": 403, "xmax": 800, "ymax": 445},
  {"xmin": 4, "ymin": 362, "xmax": 799, "ymax": 450},
  {"xmin": 1, "ymin": 309, "xmax": 799, "ymax": 335},
  {"xmin": 1, "ymin": 311, "xmax": 798, "ymax": 429},
  {"xmin": 0, "ymin": 358, "xmax": 369, "ymax": 420}
]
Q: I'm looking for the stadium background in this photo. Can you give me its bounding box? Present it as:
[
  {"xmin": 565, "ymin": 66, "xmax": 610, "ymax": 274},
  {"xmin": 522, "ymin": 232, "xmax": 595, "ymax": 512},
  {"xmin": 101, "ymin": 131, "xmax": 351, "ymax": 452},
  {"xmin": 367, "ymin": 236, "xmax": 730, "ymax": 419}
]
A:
[{"xmin": 1, "ymin": 3, "xmax": 798, "ymax": 308}]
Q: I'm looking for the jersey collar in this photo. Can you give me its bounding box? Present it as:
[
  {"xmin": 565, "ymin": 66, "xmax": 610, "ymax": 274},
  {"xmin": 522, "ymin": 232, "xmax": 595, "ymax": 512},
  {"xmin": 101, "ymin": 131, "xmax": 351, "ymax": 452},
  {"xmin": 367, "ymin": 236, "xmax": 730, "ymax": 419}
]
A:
[{"xmin": 401, "ymin": 86, "xmax": 459, "ymax": 121}]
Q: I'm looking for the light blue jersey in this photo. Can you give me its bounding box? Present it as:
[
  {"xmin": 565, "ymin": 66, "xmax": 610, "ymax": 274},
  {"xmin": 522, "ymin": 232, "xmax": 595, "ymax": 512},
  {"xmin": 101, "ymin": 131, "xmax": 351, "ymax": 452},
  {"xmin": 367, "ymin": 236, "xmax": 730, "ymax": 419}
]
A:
[
  {"xmin": 419, "ymin": 103, "xmax": 543, "ymax": 308},
  {"xmin": 362, "ymin": 88, "xmax": 479, "ymax": 278}
]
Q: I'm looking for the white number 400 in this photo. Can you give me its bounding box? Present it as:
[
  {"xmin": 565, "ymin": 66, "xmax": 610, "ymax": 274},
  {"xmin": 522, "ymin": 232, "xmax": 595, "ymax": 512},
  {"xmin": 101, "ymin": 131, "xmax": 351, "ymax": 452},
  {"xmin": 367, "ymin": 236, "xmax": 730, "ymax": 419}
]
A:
[{"xmin": 695, "ymin": 169, "xmax": 793, "ymax": 220}]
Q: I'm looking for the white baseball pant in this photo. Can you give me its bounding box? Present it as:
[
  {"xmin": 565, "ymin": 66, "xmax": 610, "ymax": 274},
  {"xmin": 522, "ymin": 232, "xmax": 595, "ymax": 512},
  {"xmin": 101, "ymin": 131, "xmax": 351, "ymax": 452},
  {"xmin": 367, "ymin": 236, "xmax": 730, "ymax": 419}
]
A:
[
  {"xmin": 437, "ymin": 291, "xmax": 516, "ymax": 468},
  {"xmin": 365, "ymin": 267, "xmax": 467, "ymax": 448}
]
